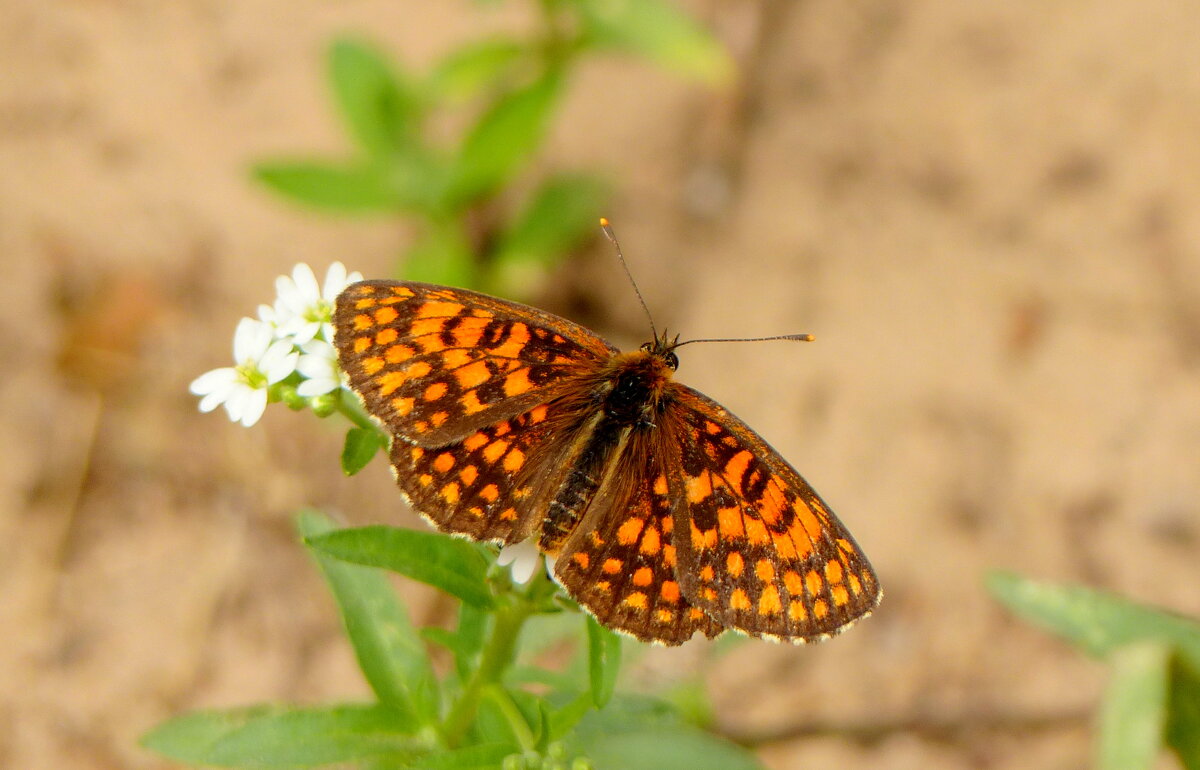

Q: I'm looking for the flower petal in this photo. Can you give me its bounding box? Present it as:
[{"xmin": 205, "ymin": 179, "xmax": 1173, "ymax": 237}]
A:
[{"xmin": 189, "ymin": 367, "xmax": 238, "ymax": 395}]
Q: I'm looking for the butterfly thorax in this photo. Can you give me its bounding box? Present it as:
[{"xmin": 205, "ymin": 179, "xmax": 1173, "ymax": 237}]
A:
[{"xmin": 596, "ymin": 349, "xmax": 676, "ymax": 428}]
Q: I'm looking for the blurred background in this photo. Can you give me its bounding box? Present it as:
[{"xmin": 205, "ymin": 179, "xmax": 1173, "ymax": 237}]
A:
[{"xmin": 3, "ymin": 1, "xmax": 1199, "ymax": 768}]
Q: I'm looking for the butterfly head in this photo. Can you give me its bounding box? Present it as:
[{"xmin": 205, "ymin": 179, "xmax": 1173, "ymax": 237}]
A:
[{"xmin": 640, "ymin": 331, "xmax": 681, "ymax": 371}]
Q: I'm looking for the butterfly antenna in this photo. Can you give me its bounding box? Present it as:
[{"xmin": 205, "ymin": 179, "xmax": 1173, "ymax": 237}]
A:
[
  {"xmin": 600, "ymin": 218, "xmax": 658, "ymax": 341},
  {"xmin": 674, "ymin": 333, "xmax": 816, "ymax": 348}
]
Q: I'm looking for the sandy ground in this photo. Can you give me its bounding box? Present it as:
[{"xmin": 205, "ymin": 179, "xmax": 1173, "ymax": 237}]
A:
[{"xmin": 2, "ymin": 1, "xmax": 1199, "ymax": 768}]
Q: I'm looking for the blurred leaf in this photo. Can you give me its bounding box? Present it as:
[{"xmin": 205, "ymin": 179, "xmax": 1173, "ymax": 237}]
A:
[
  {"xmin": 141, "ymin": 704, "xmax": 422, "ymax": 768},
  {"xmin": 254, "ymin": 161, "xmax": 407, "ymax": 212},
  {"xmin": 428, "ymin": 38, "xmax": 528, "ymax": 103},
  {"xmin": 547, "ymin": 691, "xmax": 593, "ymax": 742},
  {"xmin": 341, "ymin": 426, "xmax": 386, "ymax": 475},
  {"xmin": 446, "ymin": 74, "xmax": 563, "ymax": 204},
  {"xmin": 409, "ymin": 743, "xmax": 519, "ymax": 769},
  {"xmin": 402, "ymin": 221, "xmax": 478, "ymax": 287},
  {"xmin": 986, "ymin": 571, "xmax": 1200, "ymax": 669},
  {"xmin": 585, "ymin": 616, "xmax": 622, "ymax": 708},
  {"xmin": 298, "ymin": 512, "xmax": 441, "ymax": 724},
  {"xmin": 1098, "ymin": 642, "xmax": 1170, "ymax": 770},
  {"xmin": 577, "ymin": 726, "xmax": 761, "ymax": 770},
  {"xmin": 471, "ymin": 687, "xmax": 546, "ymax": 750},
  {"xmin": 330, "ymin": 38, "xmax": 421, "ymax": 156},
  {"xmin": 578, "ymin": 0, "xmax": 734, "ymax": 85},
  {"xmin": 1168, "ymin": 657, "xmax": 1200, "ymax": 770},
  {"xmin": 453, "ymin": 602, "xmax": 489, "ymax": 680},
  {"xmin": 307, "ymin": 525, "xmax": 495, "ymax": 609}
]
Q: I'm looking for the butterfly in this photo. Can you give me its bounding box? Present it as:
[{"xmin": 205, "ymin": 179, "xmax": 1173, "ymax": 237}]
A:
[{"xmin": 333, "ymin": 266, "xmax": 880, "ymax": 645}]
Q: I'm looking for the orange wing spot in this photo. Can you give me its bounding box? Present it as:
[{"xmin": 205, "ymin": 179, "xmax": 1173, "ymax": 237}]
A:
[
  {"xmin": 656, "ymin": 609, "xmax": 675, "ymax": 624},
  {"xmin": 717, "ymin": 507, "xmax": 744, "ymax": 538},
  {"xmin": 467, "ymin": 506, "xmax": 484, "ymax": 518},
  {"xmin": 837, "ymin": 538, "xmax": 855, "ymax": 554},
  {"xmin": 353, "ymin": 337, "xmax": 372, "ymax": 353},
  {"xmin": 831, "ymin": 585, "xmax": 851, "ymax": 607},
  {"xmin": 572, "ymin": 551, "xmax": 590, "ymax": 570},
  {"xmin": 661, "ymin": 581, "xmax": 681, "ymax": 603},
  {"xmin": 757, "ymin": 492, "xmax": 785, "ymax": 528},
  {"xmin": 391, "ymin": 396, "xmax": 415, "ymax": 416},
  {"xmin": 458, "ymin": 465, "xmax": 478, "ymax": 486},
  {"xmin": 602, "ymin": 558, "xmax": 622, "ymax": 575},
  {"xmin": 455, "ymin": 360, "xmax": 491, "ymax": 390},
  {"xmin": 376, "ymin": 370, "xmax": 406, "ymax": 396},
  {"xmin": 806, "ymin": 570, "xmax": 823, "ymax": 596},
  {"xmin": 373, "ymin": 306, "xmax": 399, "ymax": 325},
  {"xmin": 702, "ymin": 587, "xmax": 718, "ymax": 602},
  {"xmin": 441, "ymin": 482, "xmax": 460, "ymax": 504},
  {"xmin": 499, "ymin": 507, "xmax": 518, "ymax": 521},
  {"xmin": 490, "ymin": 324, "xmax": 531, "ymax": 359},
  {"xmin": 503, "ymin": 369, "xmax": 533, "ymax": 397},
  {"xmin": 784, "ymin": 570, "xmax": 804, "ymax": 596},
  {"xmin": 418, "ymin": 474, "xmax": 433, "ymax": 487},
  {"xmin": 595, "ymin": 581, "xmax": 611, "ymax": 593},
  {"xmin": 502, "ymin": 447, "xmax": 525, "ymax": 472},
  {"xmin": 432, "ymin": 452, "xmax": 455, "ymax": 473},
  {"xmin": 797, "ymin": 502, "xmax": 824, "ymax": 540},
  {"xmin": 423, "ymin": 382, "xmax": 448, "ymax": 401},
  {"xmin": 441, "ymin": 348, "xmax": 472, "ymax": 369},
  {"xmin": 482, "ymin": 440, "xmax": 510, "ymax": 464},
  {"xmin": 463, "ymin": 432, "xmax": 489, "ymax": 452},
  {"xmin": 724, "ymin": 450, "xmax": 754, "ymax": 487},
  {"xmin": 847, "ymin": 573, "xmax": 863, "ymax": 595},
  {"xmin": 632, "ymin": 567, "xmax": 653, "ymax": 587},
  {"xmin": 726, "ymin": 552, "xmax": 744, "ymax": 577},
  {"xmin": 617, "ymin": 517, "xmax": 645, "ymax": 546},
  {"xmin": 375, "ymin": 327, "xmax": 399, "ymax": 346},
  {"xmin": 691, "ymin": 523, "xmax": 718, "ymax": 550},
  {"xmin": 449, "ymin": 317, "xmax": 487, "ymax": 348},
  {"xmin": 409, "ymin": 446, "xmax": 425, "ymax": 461},
  {"xmin": 623, "ymin": 592, "xmax": 648, "ymax": 610},
  {"xmin": 412, "ymin": 420, "xmax": 429, "ymax": 433},
  {"xmin": 758, "ymin": 585, "xmax": 783, "ymax": 616},
  {"xmin": 685, "ymin": 473, "xmax": 713, "ymax": 503},
  {"xmin": 730, "ymin": 589, "xmax": 751, "ymax": 611},
  {"xmin": 409, "ymin": 317, "xmax": 444, "ymax": 341},
  {"xmin": 385, "ymin": 344, "xmax": 415, "ymax": 364},
  {"xmin": 688, "ymin": 607, "xmax": 707, "ymax": 621},
  {"xmin": 639, "ymin": 525, "xmax": 661, "ymax": 555},
  {"xmin": 660, "ymin": 515, "xmax": 673, "ymax": 534},
  {"xmin": 812, "ymin": 599, "xmax": 829, "ymax": 619},
  {"xmin": 478, "ymin": 484, "xmax": 499, "ymax": 503},
  {"xmin": 588, "ymin": 530, "xmax": 605, "ymax": 546},
  {"xmin": 755, "ymin": 559, "xmax": 776, "ymax": 583},
  {"xmin": 825, "ymin": 560, "xmax": 844, "ymax": 584},
  {"xmin": 362, "ymin": 357, "xmax": 385, "ymax": 375},
  {"xmin": 460, "ymin": 390, "xmax": 486, "ymax": 415},
  {"xmin": 528, "ymin": 404, "xmax": 549, "ymax": 423},
  {"xmin": 389, "ymin": 286, "xmax": 415, "ymax": 298},
  {"xmin": 493, "ymin": 421, "xmax": 512, "ymax": 437},
  {"xmin": 415, "ymin": 300, "xmax": 464, "ymax": 319},
  {"xmin": 353, "ymin": 313, "xmax": 374, "ymax": 330},
  {"xmin": 663, "ymin": 544, "xmax": 677, "ymax": 567},
  {"xmin": 699, "ymin": 565, "xmax": 715, "ymax": 583},
  {"xmin": 354, "ymin": 297, "xmax": 378, "ymax": 310},
  {"xmin": 429, "ymin": 411, "xmax": 449, "ymax": 428},
  {"xmin": 743, "ymin": 516, "xmax": 771, "ymax": 546},
  {"xmin": 653, "ymin": 474, "xmax": 668, "ymax": 495},
  {"xmin": 788, "ymin": 600, "xmax": 808, "ymax": 622},
  {"xmin": 705, "ymin": 421, "xmax": 722, "ymax": 435},
  {"xmin": 773, "ymin": 529, "xmax": 801, "ymax": 560}
]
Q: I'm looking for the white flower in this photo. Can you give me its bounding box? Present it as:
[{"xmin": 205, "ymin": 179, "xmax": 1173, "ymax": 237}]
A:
[
  {"xmin": 190, "ymin": 318, "xmax": 299, "ymax": 427},
  {"xmin": 497, "ymin": 540, "xmax": 546, "ymax": 584},
  {"xmin": 271, "ymin": 262, "xmax": 362, "ymax": 344},
  {"xmin": 295, "ymin": 339, "xmax": 342, "ymax": 397}
]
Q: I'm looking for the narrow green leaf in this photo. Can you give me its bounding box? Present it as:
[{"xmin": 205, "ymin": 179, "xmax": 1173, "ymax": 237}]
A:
[
  {"xmin": 470, "ymin": 687, "xmax": 545, "ymax": 750},
  {"xmin": 578, "ymin": 0, "xmax": 734, "ymax": 85},
  {"xmin": 1167, "ymin": 656, "xmax": 1200, "ymax": 770},
  {"xmin": 298, "ymin": 512, "xmax": 441, "ymax": 724},
  {"xmin": 409, "ymin": 742, "xmax": 519, "ymax": 769},
  {"xmin": 253, "ymin": 161, "xmax": 405, "ymax": 211},
  {"xmin": 446, "ymin": 75, "xmax": 562, "ymax": 204},
  {"xmin": 428, "ymin": 38, "xmax": 528, "ymax": 103},
  {"xmin": 579, "ymin": 726, "xmax": 762, "ymax": 770},
  {"xmin": 1098, "ymin": 642, "xmax": 1170, "ymax": 770},
  {"xmin": 342, "ymin": 426, "xmax": 386, "ymax": 475},
  {"xmin": 585, "ymin": 616, "xmax": 621, "ymax": 708},
  {"xmin": 454, "ymin": 602, "xmax": 489, "ymax": 680},
  {"xmin": 330, "ymin": 38, "xmax": 421, "ymax": 157},
  {"xmin": 402, "ymin": 221, "xmax": 479, "ymax": 288},
  {"xmin": 986, "ymin": 571, "xmax": 1200, "ymax": 669},
  {"xmin": 548, "ymin": 691, "xmax": 593, "ymax": 742},
  {"xmin": 141, "ymin": 704, "xmax": 422, "ymax": 768},
  {"xmin": 307, "ymin": 525, "xmax": 495, "ymax": 609}
]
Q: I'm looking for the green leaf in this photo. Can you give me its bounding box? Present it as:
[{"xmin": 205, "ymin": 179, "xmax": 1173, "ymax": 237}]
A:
[
  {"xmin": 488, "ymin": 174, "xmax": 609, "ymax": 297},
  {"xmin": 341, "ymin": 426, "xmax": 387, "ymax": 475},
  {"xmin": 986, "ymin": 571, "xmax": 1200, "ymax": 670},
  {"xmin": 578, "ymin": 726, "xmax": 761, "ymax": 770},
  {"xmin": 446, "ymin": 74, "xmax": 562, "ymax": 204},
  {"xmin": 298, "ymin": 512, "xmax": 440, "ymax": 724},
  {"xmin": 141, "ymin": 704, "xmax": 423, "ymax": 768},
  {"xmin": 1168, "ymin": 657, "xmax": 1200, "ymax": 770},
  {"xmin": 254, "ymin": 160, "xmax": 408, "ymax": 212},
  {"xmin": 409, "ymin": 743, "xmax": 519, "ymax": 769},
  {"xmin": 307, "ymin": 525, "xmax": 495, "ymax": 610},
  {"xmin": 585, "ymin": 616, "xmax": 622, "ymax": 708},
  {"xmin": 453, "ymin": 602, "xmax": 489, "ymax": 680},
  {"xmin": 578, "ymin": 0, "xmax": 734, "ymax": 85},
  {"xmin": 329, "ymin": 38, "xmax": 421, "ymax": 157},
  {"xmin": 471, "ymin": 687, "xmax": 546, "ymax": 751},
  {"xmin": 428, "ymin": 38, "xmax": 528, "ymax": 103},
  {"xmin": 1098, "ymin": 642, "xmax": 1170, "ymax": 770},
  {"xmin": 547, "ymin": 691, "xmax": 593, "ymax": 742},
  {"xmin": 402, "ymin": 220, "xmax": 479, "ymax": 287}
]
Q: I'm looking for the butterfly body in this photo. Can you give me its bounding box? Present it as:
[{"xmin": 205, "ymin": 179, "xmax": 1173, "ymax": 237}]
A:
[{"xmin": 335, "ymin": 280, "xmax": 880, "ymax": 645}]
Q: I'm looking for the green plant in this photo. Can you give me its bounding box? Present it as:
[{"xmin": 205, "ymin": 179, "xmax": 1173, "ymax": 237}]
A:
[
  {"xmin": 988, "ymin": 571, "xmax": 1200, "ymax": 770},
  {"xmin": 253, "ymin": 0, "xmax": 732, "ymax": 298}
]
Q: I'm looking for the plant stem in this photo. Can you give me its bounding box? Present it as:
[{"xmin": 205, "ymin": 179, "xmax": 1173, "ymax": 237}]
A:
[
  {"xmin": 336, "ymin": 389, "xmax": 382, "ymax": 432},
  {"xmin": 441, "ymin": 599, "xmax": 534, "ymax": 747}
]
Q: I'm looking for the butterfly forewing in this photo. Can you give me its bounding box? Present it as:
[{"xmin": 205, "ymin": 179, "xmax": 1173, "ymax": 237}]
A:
[
  {"xmin": 664, "ymin": 386, "xmax": 880, "ymax": 641},
  {"xmin": 334, "ymin": 281, "xmax": 616, "ymax": 447}
]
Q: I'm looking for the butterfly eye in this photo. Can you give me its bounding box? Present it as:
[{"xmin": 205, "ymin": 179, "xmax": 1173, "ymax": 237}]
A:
[
  {"xmin": 640, "ymin": 342, "xmax": 654, "ymax": 353},
  {"xmin": 664, "ymin": 351, "xmax": 679, "ymax": 370}
]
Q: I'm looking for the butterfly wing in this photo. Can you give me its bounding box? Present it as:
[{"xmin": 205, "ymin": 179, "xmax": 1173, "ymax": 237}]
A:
[
  {"xmin": 334, "ymin": 281, "xmax": 617, "ymax": 447},
  {"xmin": 663, "ymin": 385, "xmax": 880, "ymax": 642}
]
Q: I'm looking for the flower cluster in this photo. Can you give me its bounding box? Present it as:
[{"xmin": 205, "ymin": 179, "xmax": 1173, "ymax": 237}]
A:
[{"xmin": 189, "ymin": 263, "xmax": 362, "ymax": 427}]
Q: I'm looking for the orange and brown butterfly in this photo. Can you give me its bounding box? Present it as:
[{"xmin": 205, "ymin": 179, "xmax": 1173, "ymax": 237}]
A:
[{"xmin": 332, "ymin": 228, "xmax": 880, "ymax": 645}]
